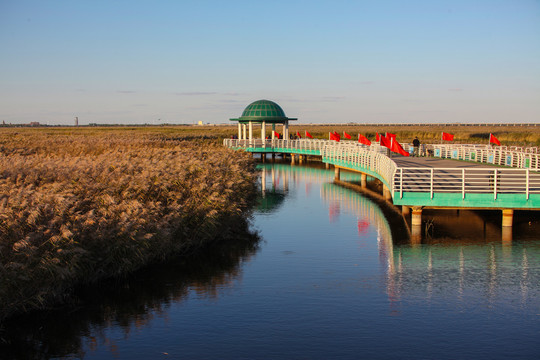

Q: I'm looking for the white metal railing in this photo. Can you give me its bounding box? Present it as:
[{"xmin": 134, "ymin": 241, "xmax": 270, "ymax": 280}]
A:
[
  {"xmin": 224, "ymin": 139, "xmax": 540, "ymax": 201},
  {"xmin": 431, "ymin": 144, "xmax": 540, "ymax": 170},
  {"xmin": 223, "ymin": 138, "xmax": 388, "ymax": 155},
  {"xmin": 321, "ymin": 143, "xmax": 396, "ymax": 188},
  {"xmin": 393, "ymin": 167, "xmax": 540, "ymax": 199}
]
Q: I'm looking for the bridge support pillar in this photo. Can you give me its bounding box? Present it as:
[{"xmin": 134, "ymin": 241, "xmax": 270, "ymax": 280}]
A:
[
  {"xmin": 361, "ymin": 173, "xmax": 367, "ymax": 188},
  {"xmin": 411, "ymin": 207, "xmax": 422, "ymax": 244},
  {"xmin": 326, "ymin": 163, "xmax": 330, "ymax": 169},
  {"xmin": 291, "ymin": 154, "xmax": 296, "ymax": 165},
  {"xmin": 383, "ymin": 185, "xmax": 392, "ymax": 201},
  {"xmin": 335, "ymin": 167, "xmax": 340, "ymax": 180},
  {"xmin": 502, "ymin": 227, "xmax": 512, "ymax": 243},
  {"xmin": 502, "ymin": 209, "xmax": 513, "ymax": 228}
]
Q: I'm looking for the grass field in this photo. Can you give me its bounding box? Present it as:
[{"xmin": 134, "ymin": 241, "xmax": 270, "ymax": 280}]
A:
[{"xmin": 0, "ymin": 127, "xmax": 258, "ymax": 319}]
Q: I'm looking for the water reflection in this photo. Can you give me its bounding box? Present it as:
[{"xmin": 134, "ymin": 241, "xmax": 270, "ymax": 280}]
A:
[
  {"xmin": 1, "ymin": 161, "xmax": 539, "ymax": 359},
  {"xmin": 259, "ymin": 161, "xmax": 540, "ymax": 317},
  {"xmin": 0, "ymin": 223, "xmax": 260, "ymax": 359}
]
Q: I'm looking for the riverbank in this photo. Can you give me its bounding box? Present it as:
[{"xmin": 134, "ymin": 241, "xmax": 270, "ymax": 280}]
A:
[{"xmin": 0, "ymin": 128, "xmax": 259, "ymax": 320}]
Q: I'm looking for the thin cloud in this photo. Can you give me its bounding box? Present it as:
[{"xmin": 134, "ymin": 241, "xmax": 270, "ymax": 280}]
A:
[{"xmin": 175, "ymin": 92, "xmax": 218, "ymax": 96}]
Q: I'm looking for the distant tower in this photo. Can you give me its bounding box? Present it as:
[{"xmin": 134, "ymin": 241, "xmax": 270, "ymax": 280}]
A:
[{"xmin": 75, "ymin": 117, "xmax": 79, "ymax": 126}]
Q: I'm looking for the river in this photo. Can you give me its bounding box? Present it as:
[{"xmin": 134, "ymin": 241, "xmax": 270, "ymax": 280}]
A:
[{"xmin": 2, "ymin": 161, "xmax": 540, "ymax": 359}]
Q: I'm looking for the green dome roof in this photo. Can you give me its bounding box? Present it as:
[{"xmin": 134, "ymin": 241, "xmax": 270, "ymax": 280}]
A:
[
  {"xmin": 230, "ymin": 99, "xmax": 297, "ymax": 123},
  {"xmin": 242, "ymin": 100, "xmax": 286, "ymax": 118}
]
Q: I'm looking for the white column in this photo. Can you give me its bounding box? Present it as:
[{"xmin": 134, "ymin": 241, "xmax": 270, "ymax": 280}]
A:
[
  {"xmin": 261, "ymin": 121, "xmax": 266, "ymax": 140},
  {"xmin": 248, "ymin": 121, "xmax": 253, "ymax": 141},
  {"xmin": 242, "ymin": 124, "xmax": 247, "ymax": 140},
  {"xmin": 238, "ymin": 123, "xmax": 241, "ymax": 139},
  {"xmin": 272, "ymin": 124, "xmax": 276, "ymax": 140}
]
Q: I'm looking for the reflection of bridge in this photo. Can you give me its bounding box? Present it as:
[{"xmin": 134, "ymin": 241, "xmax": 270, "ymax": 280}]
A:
[
  {"xmin": 259, "ymin": 163, "xmax": 539, "ymax": 313},
  {"xmin": 225, "ymin": 139, "xmax": 540, "ymax": 236}
]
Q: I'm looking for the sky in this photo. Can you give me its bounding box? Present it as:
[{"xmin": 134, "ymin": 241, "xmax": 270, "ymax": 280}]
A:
[{"xmin": 1, "ymin": 0, "xmax": 539, "ymax": 125}]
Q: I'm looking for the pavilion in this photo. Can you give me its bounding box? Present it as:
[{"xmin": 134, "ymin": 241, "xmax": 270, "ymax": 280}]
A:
[{"xmin": 230, "ymin": 100, "xmax": 297, "ymax": 141}]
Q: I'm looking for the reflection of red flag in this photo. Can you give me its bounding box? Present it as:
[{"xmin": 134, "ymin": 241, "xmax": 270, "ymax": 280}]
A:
[
  {"xmin": 343, "ymin": 131, "xmax": 352, "ymax": 139},
  {"xmin": 357, "ymin": 219, "xmax": 370, "ymax": 236},
  {"xmin": 442, "ymin": 132, "xmax": 454, "ymax": 141},
  {"xmin": 380, "ymin": 134, "xmax": 391, "ymax": 148},
  {"xmin": 489, "ymin": 133, "xmax": 501, "ymax": 146},
  {"xmin": 296, "ymin": 131, "xmax": 302, "ymax": 138},
  {"xmin": 329, "ymin": 202, "xmax": 340, "ymax": 222},
  {"xmin": 390, "ymin": 138, "xmax": 410, "ymax": 156},
  {"xmin": 358, "ymin": 134, "xmax": 371, "ymax": 146},
  {"xmin": 330, "ymin": 132, "xmax": 340, "ymax": 142},
  {"xmin": 305, "ymin": 131, "xmax": 313, "ymax": 139}
]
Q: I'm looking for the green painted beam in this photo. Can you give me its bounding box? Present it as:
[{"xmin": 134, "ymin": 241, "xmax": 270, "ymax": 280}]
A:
[{"xmin": 392, "ymin": 191, "xmax": 540, "ymax": 209}]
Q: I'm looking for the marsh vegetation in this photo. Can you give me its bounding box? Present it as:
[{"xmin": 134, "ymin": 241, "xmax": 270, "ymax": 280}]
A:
[{"xmin": 0, "ymin": 127, "xmax": 258, "ymax": 319}]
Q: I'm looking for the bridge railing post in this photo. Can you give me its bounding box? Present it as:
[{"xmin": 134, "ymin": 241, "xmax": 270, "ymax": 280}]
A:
[{"xmin": 462, "ymin": 168, "xmax": 465, "ymax": 199}]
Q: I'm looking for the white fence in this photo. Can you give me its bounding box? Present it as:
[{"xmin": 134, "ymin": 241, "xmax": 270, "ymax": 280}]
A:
[
  {"xmin": 393, "ymin": 167, "xmax": 540, "ymax": 199},
  {"xmin": 224, "ymin": 139, "xmax": 540, "ymax": 200},
  {"xmin": 431, "ymin": 144, "xmax": 540, "ymax": 170}
]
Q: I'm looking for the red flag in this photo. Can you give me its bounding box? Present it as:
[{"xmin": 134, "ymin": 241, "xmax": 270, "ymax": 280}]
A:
[
  {"xmin": 343, "ymin": 131, "xmax": 352, "ymax": 139},
  {"xmin": 358, "ymin": 134, "xmax": 371, "ymax": 146},
  {"xmin": 380, "ymin": 134, "xmax": 391, "ymax": 148},
  {"xmin": 305, "ymin": 131, "xmax": 313, "ymax": 139},
  {"xmin": 390, "ymin": 138, "xmax": 410, "ymax": 156},
  {"xmin": 329, "ymin": 132, "xmax": 340, "ymax": 142},
  {"xmin": 375, "ymin": 132, "xmax": 380, "ymax": 142},
  {"xmin": 296, "ymin": 131, "xmax": 302, "ymax": 138},
  {"xmin": 489, "ymin": 133, "xmax": 501, "ymax": 146},
  {"xmin": 442, "ymin": 132, "xmax": 454, "ymax": 141},
  {"xmin": 386, "ymin": 133, "xmax": 396, "ymax": 140},
  {"xmin": 274, "ymin": 131, "xmax": 281, "ymax": 138}
]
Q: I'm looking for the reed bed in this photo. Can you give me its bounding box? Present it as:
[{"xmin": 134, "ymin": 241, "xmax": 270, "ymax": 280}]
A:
[{"xmin": 0, "ymin": 128, "xmax": 258, "ymax": 319}]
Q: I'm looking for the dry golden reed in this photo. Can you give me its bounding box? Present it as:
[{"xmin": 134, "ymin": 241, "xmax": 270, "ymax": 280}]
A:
[{"xmin": 0, "ymin": 128, "xmax": 258, "ymax": 319}]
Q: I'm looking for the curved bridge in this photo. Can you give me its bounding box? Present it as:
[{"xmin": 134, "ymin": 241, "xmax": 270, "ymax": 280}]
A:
[{"xmin": 224, "ymin": 139, "xmax": 540, "ymax": 230}]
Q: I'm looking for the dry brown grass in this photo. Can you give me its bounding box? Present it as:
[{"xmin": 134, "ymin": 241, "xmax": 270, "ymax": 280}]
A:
[{"xmin": 0, "ymin": 127, "xmax": 258, "ymax": 319}]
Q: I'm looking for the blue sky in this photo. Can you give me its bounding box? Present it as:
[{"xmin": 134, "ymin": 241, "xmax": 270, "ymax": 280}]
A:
[{"xmin": 1, "ymin": 0, "xmax": 539, "ymax": 125}]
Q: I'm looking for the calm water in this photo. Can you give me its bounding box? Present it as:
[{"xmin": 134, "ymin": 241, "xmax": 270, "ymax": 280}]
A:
[{"xmin": 2, "ymin": 161, "xmax": 540, "ymax": 359}]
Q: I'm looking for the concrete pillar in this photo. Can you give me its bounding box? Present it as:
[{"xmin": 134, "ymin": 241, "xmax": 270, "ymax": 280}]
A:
[
  {"xmin": 502, "ymin": 209, "xmax": 513, "ymax": 227},
  {"xmin": 248, "ymin": 121, "xmax": 253, "ymax": 141},
  {"xmin": 242, "ymin": 124, "xmax": 247, "ymax": 140},
  {"xmin": 411, "ymin": 207, "xmax": 422, "ymax": 244},
  {"xmin": 261, "ymin": 121, "xmax": 266, "ymax": 141},
  {"xmin": 272, "ymin": 124, "xmax": 276, "ymax": 140},
  {"xmin": 291, "ymin": 154, "xmax": 296, "ymax": 165},
  {"xmin": 238, "ymin": 123, "xmax": 242, "ymax": 140},
  {"xmin": 326, "ymin": 163, "xmax": 330, "ymax": 169},
  {"xmin": 502, "ymin": 227, "xmax": 512, "ymax": 244},
  {"xmin": 361, "ymin": 173, "xmax": 367, "ymax": 188},
  {"xmin": 335, "ymin": 167, "xmax": 340, "ymax": 180},
  {"xmin": 402, "ymin": 205, "xmax": 410, "ymax": 216},
  {"xmin": 411, "ymin": 207, "xmax": 422, "ymax": 227}
]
